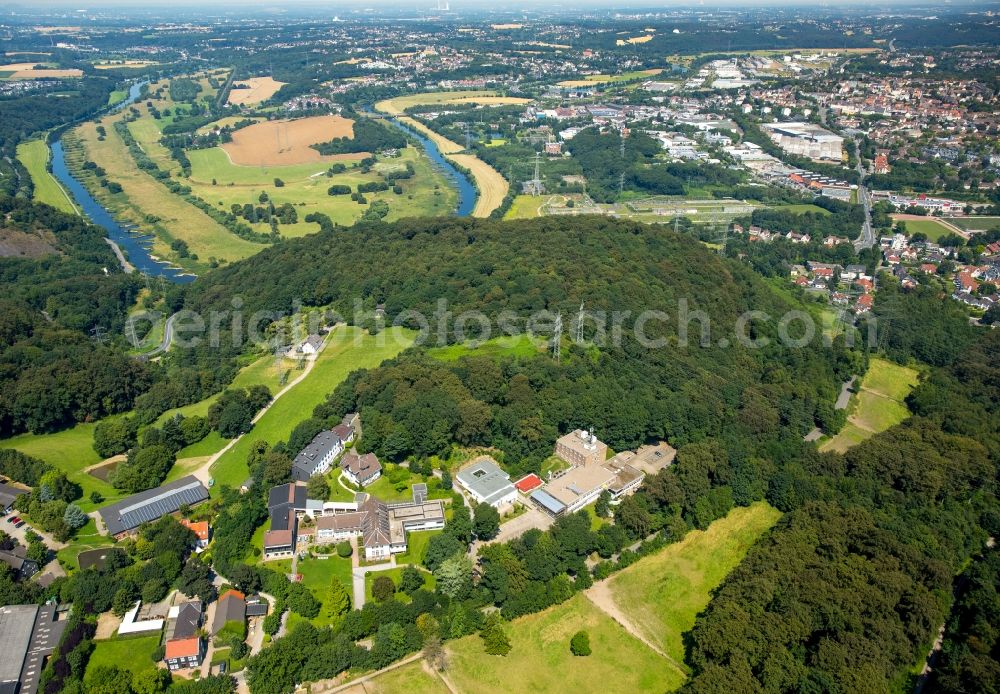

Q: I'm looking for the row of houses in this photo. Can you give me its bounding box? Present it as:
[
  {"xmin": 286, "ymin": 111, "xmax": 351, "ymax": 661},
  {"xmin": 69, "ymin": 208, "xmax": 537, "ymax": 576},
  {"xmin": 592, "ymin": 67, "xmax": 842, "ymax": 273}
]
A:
[{"xmin": 262, "ymin": 482, "xmax": 445, "ymax": 561}]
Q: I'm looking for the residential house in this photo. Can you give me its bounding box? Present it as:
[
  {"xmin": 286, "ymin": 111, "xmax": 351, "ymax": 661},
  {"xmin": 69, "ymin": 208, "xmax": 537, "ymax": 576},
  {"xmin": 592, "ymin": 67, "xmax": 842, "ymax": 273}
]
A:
[
  {"xmin": 164, "ymin": 601, "xmax": 205, "ymax": 671},
  {"xmin": 0, "ymin": 544, "xmax": 38, "ymax": 580},
  {"xmin": 341, "ymin": 452, "xmax": 382, "ymax": 487},
  {"xmin": 179, "ymin": 520, "xmax": 210, "ymax": 550},
  {"xmin": 210, "ymin": 590, "xmax": 246, "ymax": 636},
  {"xmin": 245, "ymin": 594, "xmax": 269, "ymax": 618},
  {"xmin": 297, "ymin": 335, "xmax": 323, "ymax": 355}
]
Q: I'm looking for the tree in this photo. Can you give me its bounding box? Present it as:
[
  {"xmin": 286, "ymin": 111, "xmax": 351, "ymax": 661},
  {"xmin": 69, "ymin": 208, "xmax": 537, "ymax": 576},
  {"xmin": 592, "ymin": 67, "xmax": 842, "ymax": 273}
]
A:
[
  {"xmin": 336, "ymin": 541, "xmax": 353, "ymax": 558},
  {"xmin": 306, "ymin": 474, "xmax": 330, "ymax": 500},
  {"xmin": 424, "ymin": 532, "xmax": 464, "ymax": 571},
  {"xmin": 570, "ymin": 630, "xmax": 591, "ymax": 656},
  {"xmin": 473, "ymin": 503, "xmax": 501, "ymax": 541},
  {"xmin": 86, "ymin": 665, "xmax": 135, "ymax": 694},
  {"xmin": 372, "ymin": 574, "xmax": 396, "ymax": 602},
  {"xmin": 417, "ymin": 613, "xmax": 446, "ymax": 670},
  {"xmin": 434, "ymin": 554, "xmax": 473, "ymax": 600},
  {"xmin": 131, "ymin": 668, "xmax": 171, "ymax": 694},
  {"xmin": 480, "ymin": 612, "xmax": 512, "ymax": 656},
  {"xmin": 440, "ymin": 469, "xmax": 453, "ymax": 490},
  {"xmin": 447, "ymin": 503, "xmax": 473, "ymax": 544},
  {"xmin": 63, "ymin": 503, "xmax": 88, "ymax": 530},
  {"xmin": 93, "ymin": 417, "xmax": 137, "ymax": 458},
  {"xmin": 399, "ymin": 565, "xmax": 425, "ymax": 594},
  {"xmin": 176, "ymin": 557, "xmax": 217, "ymax": 603},
  {"xmin": 594, "ymin": 491, "xmax": 611, "ymax": 518},
  {"xmin": 323, "ymin": 579, "xmax": 351, "ymax": 621}
]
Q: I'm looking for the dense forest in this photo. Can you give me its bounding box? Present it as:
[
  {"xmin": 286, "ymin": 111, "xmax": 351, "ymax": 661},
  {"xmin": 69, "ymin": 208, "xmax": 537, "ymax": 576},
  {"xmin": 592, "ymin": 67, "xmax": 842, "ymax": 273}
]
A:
[{"xmin": 0, "ymin": 196, "xmax": 149, "ymax": 435}]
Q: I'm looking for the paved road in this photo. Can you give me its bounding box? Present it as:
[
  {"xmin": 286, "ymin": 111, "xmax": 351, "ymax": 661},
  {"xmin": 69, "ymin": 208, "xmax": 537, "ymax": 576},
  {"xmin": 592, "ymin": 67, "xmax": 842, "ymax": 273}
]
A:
[{"xmin": 852, "ymin": 137, "xmax": 876, "ymax": 251}]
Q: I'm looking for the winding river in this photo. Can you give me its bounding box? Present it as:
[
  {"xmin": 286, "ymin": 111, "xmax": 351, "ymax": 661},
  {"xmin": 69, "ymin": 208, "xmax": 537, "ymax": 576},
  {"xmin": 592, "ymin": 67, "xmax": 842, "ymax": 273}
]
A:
[
  {"xmin": 48, "ymin": 87, "xmax": 476, "ymax": 284},
  {"xmin": 50, "ymin": 81, "xmax": 196, "ymax": 283}
]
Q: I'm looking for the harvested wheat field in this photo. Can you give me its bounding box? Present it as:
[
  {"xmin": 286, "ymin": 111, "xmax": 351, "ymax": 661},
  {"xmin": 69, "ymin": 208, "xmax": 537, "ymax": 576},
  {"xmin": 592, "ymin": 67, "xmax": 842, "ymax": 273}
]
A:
[
  {"xmin": 227, "ymin": 76, "xmax": 287, "ymax": 105},
  {"xmin": 0, "ymin": 62, "xmax": 83, "ymax": 79},
  {"xmin": 222, "ymin": 115, "xmax": 365, "ymax": 166}
]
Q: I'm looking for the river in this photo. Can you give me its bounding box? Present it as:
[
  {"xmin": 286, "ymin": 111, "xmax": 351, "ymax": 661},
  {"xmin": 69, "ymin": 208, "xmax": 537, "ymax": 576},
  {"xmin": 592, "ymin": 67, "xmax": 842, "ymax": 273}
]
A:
[
  {"xmin": 48, "ymin": 89, "xmax": 475, "ymax": 284},
  {"xmin": 50, "ymin": 81, "xmax": 196, "ymax": 283},
  {"xmin": 381, "ymin": 116, "xmax": 477, "ymax": 216}
]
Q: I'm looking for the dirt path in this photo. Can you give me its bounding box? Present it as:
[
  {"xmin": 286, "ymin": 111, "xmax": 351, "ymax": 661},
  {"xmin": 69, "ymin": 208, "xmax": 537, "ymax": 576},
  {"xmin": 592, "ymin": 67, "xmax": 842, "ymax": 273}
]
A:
[
  {"xmin": 583, "ymin": 581, "xmax": 688, "ymax": 679},
  {"xmin": 192, "ymin": 326, "xmax": 339, "ymax": 485}
]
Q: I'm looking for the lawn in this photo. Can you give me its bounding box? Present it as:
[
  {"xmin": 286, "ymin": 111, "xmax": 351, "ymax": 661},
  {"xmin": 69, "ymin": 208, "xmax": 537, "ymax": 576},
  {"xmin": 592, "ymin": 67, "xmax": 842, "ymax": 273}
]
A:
[
  {"xmin": 270, "ymin": 554, "xmax": 353, "ymax": 626},
  {"xmin": 17, "ymin": 139, "xmax": 77, "ymax": 214},
  {"xmin": 86, "ymin": 634, "xmax": 161, "ymax": 681},
  {"xmin": 779, "ymin": 203, "xmax": 831, "ymax": 215},
  {"xmin": 56, "ymin": 518, "xmax": 116, "ymax": 571},
  {"xmin": 894, "ymin": 216, "xmax": 955, "ymax": 241},
  {"xmin": 393, "ymin": 528, "xmax": 442, "ymax": 566},
  {"xmin": 445, "ymin": 592, "xmax": 685, "ymax": 694},
  {"xmin": 819, "ymin": 358, "xmax": 918, "ymax": 453},
  {"xmin": 357, "ymin": 660, "xmax": 450, "ymax": 694},
  {"xmin": 365, "ymin": 566, "xmax": 435, "ymax": 602},
  {"xmin": 605, "ymin": 501, "xmax": 782, "ymax": 665},
  {"xmin": 208, "ymin": 326, "xmax": 416, "ymax": 491},
  {"xmin": 427, "ymin": 334, "xmax": 545, "ymax": 361},
  {"xmin": 1, "ymin": 422, "xmax": 120, "ymax": 512}
]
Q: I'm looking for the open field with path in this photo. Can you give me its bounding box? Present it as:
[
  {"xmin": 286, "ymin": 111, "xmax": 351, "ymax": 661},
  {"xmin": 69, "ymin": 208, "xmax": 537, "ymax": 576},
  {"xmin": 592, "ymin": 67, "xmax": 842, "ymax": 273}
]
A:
[
  {"xmin": 227, "ymin": 76, "xmax": 287, "ymax": 105},
  {"xmin": 207, "ymin": 326, "xmax": 416, "ymax": 489},
  {"xmin": 0, "ymin": 62, "xmax": 82, "ymax": 79},
  {"xmin": 599, "ymin": 502, "xmax": 782, "ymax": 665},
  {"xmin": 16, "ymin": 139, "xmax": 77, "ymax": 214},
  {"xmin": 819, "ymin": 358, "xmax": 920, "ymax": 453},
  {"xmin": 445, "ymin": 593, "xmax": 685, "ymax": 693}
]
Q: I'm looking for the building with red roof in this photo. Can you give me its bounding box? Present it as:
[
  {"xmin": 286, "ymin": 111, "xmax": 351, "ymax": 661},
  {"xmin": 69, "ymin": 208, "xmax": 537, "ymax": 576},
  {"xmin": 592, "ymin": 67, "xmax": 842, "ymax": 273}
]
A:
[{"xmin": 514, "ymin": 474, "xmax": 543, "ymax": 494}]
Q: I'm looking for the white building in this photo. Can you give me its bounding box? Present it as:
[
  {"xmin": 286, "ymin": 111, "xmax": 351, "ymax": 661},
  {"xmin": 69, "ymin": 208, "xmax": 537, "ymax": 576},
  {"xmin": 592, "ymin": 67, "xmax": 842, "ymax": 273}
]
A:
[{"xmin": 455, "ymin": 457, "xmax": 517, "ymax": 508}]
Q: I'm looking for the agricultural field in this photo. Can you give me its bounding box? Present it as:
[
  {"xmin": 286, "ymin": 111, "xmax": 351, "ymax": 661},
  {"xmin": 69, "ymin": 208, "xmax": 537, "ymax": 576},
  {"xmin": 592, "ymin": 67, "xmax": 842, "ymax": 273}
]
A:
[
  {"xmin": 16, "ymin": 139, "xmax": 77, "ymax": 214},
  {"xmin": 0, "ymin": 62, "xmax": 82, "ymax": 79},
  {"xmin": 557, "ymin": 69, "xmax": 662, "ymax": 87},
  {"xmin": 94, "ymin": 60, "xmax": 157, "ymax": 70},
  {"xmin": 445, "ymin": 593, "xmax": 685, "ymax": 694},
  {"xmin": 601, "ymin": 502, "xmax": 782, "ymax": 665},
  {"xmin": 226, "ymin": 76, "xmax": 287, "ymax": 105},
  {"xmin": 67, "ymin": 114, "xmax": 263, "ymax": 270},
  {"xmin": 185, "ymin": 141, "xmax": 455, "ymax": 231},
  {"xmin": 221, "ymin": 115, "xmax": 359, "ymax": 166},
  {"xmin": 207, "ymin": 326, "xmax": 417, "ymax": 490},
  {"xmin": 819, "ymin": 358, "xmax": 920, "ymax": 453},
  {"xmin": 374, "ymin": 91, "xmax": 530, "ymax": 117}
]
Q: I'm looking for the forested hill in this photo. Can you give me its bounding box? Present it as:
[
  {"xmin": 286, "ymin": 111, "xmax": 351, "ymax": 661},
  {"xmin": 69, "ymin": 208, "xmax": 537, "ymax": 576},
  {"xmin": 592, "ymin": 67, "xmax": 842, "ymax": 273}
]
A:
[
  {"xmin": 184, "ymin": 215, "xmax": 855, "ymax": 467},
  {"xmin": 0, "ymin": 195, "xmax": 147, "ymax": 436}
]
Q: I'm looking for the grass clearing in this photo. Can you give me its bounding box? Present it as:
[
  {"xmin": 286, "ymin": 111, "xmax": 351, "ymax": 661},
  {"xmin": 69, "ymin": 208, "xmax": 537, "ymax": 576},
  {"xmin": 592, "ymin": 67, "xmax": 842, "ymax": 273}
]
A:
[
  {"xmin": 446, "ymin": 592, "xmax": 684, "ymax": 694},
  {"xmin": 945, "ymin": 216, "xmax": 1000, "ymax": 232},
  {"xmin": 374, "ymin": 91, "xmax": 529, "ymax": 117},
  {"xmin": 504, "ymin": 194, "xmax": 546, "ymax": 219},
  {"xmin": 604, "ymin": 501, "xmax": 782, "ymax": 664},
  {"xmin": 892, "ymin": 216, "xmax": 955, "ymax": 241},
  {"xmin": 270, "ymin": 554, "xmax": 353, "ymax": 626},
  {"xmin": 427, "ymin": 334, "xmax": 545, "ymax": 361},
  {"xmin": 779, "ymin": 203, "xmax": 831, "ymax": 215},
  {"xmin": 353, "ymin": 660, "xmax": 450, "ymax": 694},
  {"xmin": 208, "ymin": 326, "xmax": 416, "ymax": 490},
  {"xmin": 365, "ymin": 566, "xmax": 435, "ymax": 602},
  {"xmin": 86, "ymin": 634, "xmax": 161, "ymax": 680},
  {"xmin": 819, "ymin": 357, "xmax": 919, "ymax": 453},
  {"xmin": 17, "ymin": 139, "xmax": 77, "ymax": 214}
]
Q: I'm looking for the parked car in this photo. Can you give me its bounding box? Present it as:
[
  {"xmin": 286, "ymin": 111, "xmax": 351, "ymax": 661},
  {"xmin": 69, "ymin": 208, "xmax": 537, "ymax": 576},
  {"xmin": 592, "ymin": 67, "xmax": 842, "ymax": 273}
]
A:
[
  {"xmin": 14, "ymin": 521, "xmax": 25, "ymax": 528},
  {"xmin": 7, "ymin": 516, "xmax": 21, "ymax": 524}
]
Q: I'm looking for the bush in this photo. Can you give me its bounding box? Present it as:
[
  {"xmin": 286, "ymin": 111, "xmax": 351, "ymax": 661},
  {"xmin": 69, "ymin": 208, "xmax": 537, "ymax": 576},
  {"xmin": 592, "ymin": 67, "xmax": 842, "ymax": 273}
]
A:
[
  {"xmin": 570, "ymin": 630, "xmax": 591, "ymax": 656},
  {"xmin": 336, "ymin": 541, "xmax": 353, "ymax": 558},
  {"xmin": 327, "ymin": 184, "xmax": 351, "ymax": 196}
]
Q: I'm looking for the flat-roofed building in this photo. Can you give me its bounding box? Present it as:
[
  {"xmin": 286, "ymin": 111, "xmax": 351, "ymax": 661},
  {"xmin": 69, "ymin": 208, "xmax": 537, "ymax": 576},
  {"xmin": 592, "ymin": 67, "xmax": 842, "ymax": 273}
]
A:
[
  {"xmin": 0, "ymin": 604, "xmax": 67, "ymax": 694},
  {"xmin": 761, "ymin": 122, "xmax": 843, "ymax": 161},
  {"xmin": 455, "ymin": 457, "xmax": 517, "ymax": 508},
  {"xmin": 554, "ymin": 429, "xmax": 607, "ymax": 468}
]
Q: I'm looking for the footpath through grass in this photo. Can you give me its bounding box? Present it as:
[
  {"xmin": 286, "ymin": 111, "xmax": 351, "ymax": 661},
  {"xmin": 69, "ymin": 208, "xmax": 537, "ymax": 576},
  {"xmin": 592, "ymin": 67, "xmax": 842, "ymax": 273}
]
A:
[
  {"xmin": 208, "ymin": 326, "xmax": 416, "ymax": 490},
  {"xmin": 820, "ymin": 357, "xmax": 920, "ymax": 454},
  {"xmin": 604, "ymin": 501, "xmax": 782, "ymax": 665},
  {"xmin": 445, "ymin": 592, "xmax": 685, "ymax": 694}
]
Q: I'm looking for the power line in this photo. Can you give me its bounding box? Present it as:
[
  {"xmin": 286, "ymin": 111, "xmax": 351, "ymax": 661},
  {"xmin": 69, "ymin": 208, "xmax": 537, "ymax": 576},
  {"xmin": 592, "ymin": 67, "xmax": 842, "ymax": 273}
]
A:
[{"xmin": 552, "ymin": 313, "xmax": 562, "ymax": 361}]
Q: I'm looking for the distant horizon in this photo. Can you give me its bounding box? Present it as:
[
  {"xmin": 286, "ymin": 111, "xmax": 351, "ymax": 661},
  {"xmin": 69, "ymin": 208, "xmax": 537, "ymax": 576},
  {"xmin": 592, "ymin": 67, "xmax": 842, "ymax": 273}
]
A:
[{"xmin": 3, "ymin": 0, "xmax": 998, "ymax": 11}]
